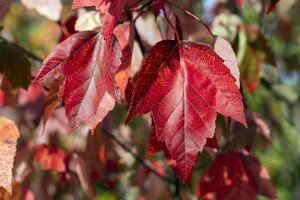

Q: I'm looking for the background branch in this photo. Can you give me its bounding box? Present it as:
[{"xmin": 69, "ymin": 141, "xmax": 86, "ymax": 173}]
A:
[{"xmin": 102, "ymin": 128, "xmax": 176, "ymax": 185}]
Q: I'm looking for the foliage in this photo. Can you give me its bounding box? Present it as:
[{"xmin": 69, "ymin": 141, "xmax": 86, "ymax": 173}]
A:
[{"xmin": 0, "ymin": 0, "xmax": 299, "ymax": 199}]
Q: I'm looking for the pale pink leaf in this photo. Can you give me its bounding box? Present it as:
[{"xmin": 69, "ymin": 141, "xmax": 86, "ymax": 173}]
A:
[{"xmin": 213, "ymin": 35, "xmax": 240, "ymax": 88}]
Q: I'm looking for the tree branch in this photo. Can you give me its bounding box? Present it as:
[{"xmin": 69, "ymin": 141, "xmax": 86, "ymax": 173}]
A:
[
  {"xmin": 125, "ymin": 3, "xmax": 147, "ymax": 55},
  {"xmin": 102, "ymin": 128, "xmax": 176, "ymax": 185}
]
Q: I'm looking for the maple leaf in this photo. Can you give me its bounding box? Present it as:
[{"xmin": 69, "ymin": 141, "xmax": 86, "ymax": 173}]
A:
[
  {"xmin": 146, "ymin": 127, "xmax": 171, "ymax": 160},
  {"xmin": 197, "ymin": 153, "xmax": 256, "ymax": 200},
  {"xmin": 43, "ymin": 78, "xmax": 64, "ymax": 126},
  {"xmin": 72, "ymin": 0, "xmax": 127, "ymax": 40},
  {"xmin": 127, "ymin": 40, "xmax": 246, "ymax": 183},
  {"xmin": 240, "ymin": 153, "xmax": 277, "ymax": 199},
  {"xmin": 33, "ymin": 31, "xmax": 122, "ymax": 131},
  {"xmin": 197, "ymin": 152, "xmax": 277, "ymax": 200},
  {"xmin": 213, "ymin": 36, "xmax": 240, "ymax": 88},
  {"xmin": 0, "ymin": 117, "xmax": 20, "ymax": 194},
  {"xmin": 0, "ymin": 39, "xmax": 31, "ymax": 90},
  {"xmin": 152, "ymin": 0, "xmax": 163, "ymax": 18},
  {"xmin": 114, "ymin": 22, "xmax": 135, "ymax": 99}
]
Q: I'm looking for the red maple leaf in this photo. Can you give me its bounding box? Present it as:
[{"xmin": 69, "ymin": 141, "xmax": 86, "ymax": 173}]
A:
[
  {"xmin": 197, "ymin": 153, "xmax": 256, "ymax": 200},
  {"xmin": 33, "ymin": 31, "xmax": 122, "ymax": 131},
  {"xmin": 126, "ymin": 40, "xmax": 246, "ymax": 183},
  {"xmin": 197, "ymin": 152, "xmax": 277, "ymax": 200},
  {"xmin": 240, "ymin": 153, "xmax": 277, "ymax": 199}
]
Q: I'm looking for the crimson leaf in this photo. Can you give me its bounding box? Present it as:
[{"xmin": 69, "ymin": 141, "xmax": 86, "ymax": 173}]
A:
[
  {"xmin": 34, "ymin": 31, "xmax": 122, "ymax": 131},
  {"xmin": 197, "ymin": 153, "xmax": 256, "ymax": 200},
  {"xmin": 127, "ymin": 40, "xmax": 246, "ymax": 183},
  {"xmin": 197, "ymin": 152, "xmax": 277, "ymax": 200}
]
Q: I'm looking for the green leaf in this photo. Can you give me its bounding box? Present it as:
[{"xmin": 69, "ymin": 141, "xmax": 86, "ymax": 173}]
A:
[{"xmin": 0, "ymin": 39, "xmax": 31, "ymax": 89}]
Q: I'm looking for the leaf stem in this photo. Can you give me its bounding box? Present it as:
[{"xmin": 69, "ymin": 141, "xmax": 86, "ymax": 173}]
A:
[
  {"xmin": 162, "ymin": 0, "xmax": 180, "ymax": 41},
  {"xmin": 165, "ymin": 0, "xmax": 214, "ymax": 38}
]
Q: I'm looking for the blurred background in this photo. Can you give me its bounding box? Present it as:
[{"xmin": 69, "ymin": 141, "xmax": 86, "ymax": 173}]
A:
[{"xmin": 0, "ymin": 0, "xmax": 300, "ymax": 199}]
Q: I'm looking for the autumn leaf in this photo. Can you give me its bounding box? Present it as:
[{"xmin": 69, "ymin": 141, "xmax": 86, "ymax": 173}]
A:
[
  {"xmin": 72, "ymin": 0, "xmax": 128, "ymax": 40},
  {"xmin": 146, "ymin": 127, "xmax": 171, "ymax": 160},
  {"xmin": 214, "ymin": 36, "xmax": 240, "ymax": 88},
  {"xmin": 33, "ymin": 145, "xmax": 66, "ymax": 172},
  {"xmin": 33, "ymin": 31, "xmax": 122, "ymax": 131},
  {"xmin": 114, "ymin": 22, "xmax": 135, "ymax": 99},
  {"xmin": 42, "ymin": 78, "xmax": 64, "ymax": 126},
  {"xmin": 127, "ymin": 40, "xmax": 246, "ymax": 183},
  {"xmin": 240, "ymin": 153, "xmax": 277, "ymax": 199},
  {"xmin": 0, "ymin": 117, "xmax": 20, "ymax": 194},
  {"xmin": 0, "ymin": 39, "xmax": 31, "ymax": 90},
  {"xmin": 197, "ymin": 152, "xmax": 277, "ymax": 200},
  {"xmin": 146, "ymin": 126, "xmax": 218, "ymax": 162},
  {"xmin": 197, "ymin": 153, "xmax": 256, "ymax": 200},
  {"xmin": 152, "ymin": 0, "xmax": 163, "ymax": 18},
  {"xmin": 59, "ymin": 15, "xmax": 78, "ymax": 42}
]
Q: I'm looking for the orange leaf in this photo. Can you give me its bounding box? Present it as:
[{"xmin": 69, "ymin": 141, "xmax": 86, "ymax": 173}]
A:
[{"xmin": 0, "ymin": 117, "xmax": 20, "ymax": 194}]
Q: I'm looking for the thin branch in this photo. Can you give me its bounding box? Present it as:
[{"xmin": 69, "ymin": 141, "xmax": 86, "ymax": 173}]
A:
[
  {"xmin": 162, "ymin": 0, "xmax": 179, "ymax": 41},
  {"xmin": 166, "ymin": 0, "xmax": 214, "ymax": 38},
  {"xmin": 102, "ymin": 128, "xmax": 176, "ymax": 185},
  {"xmin": 124, "ymin": 6, "xmax": 146, "ymax": 55}
]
